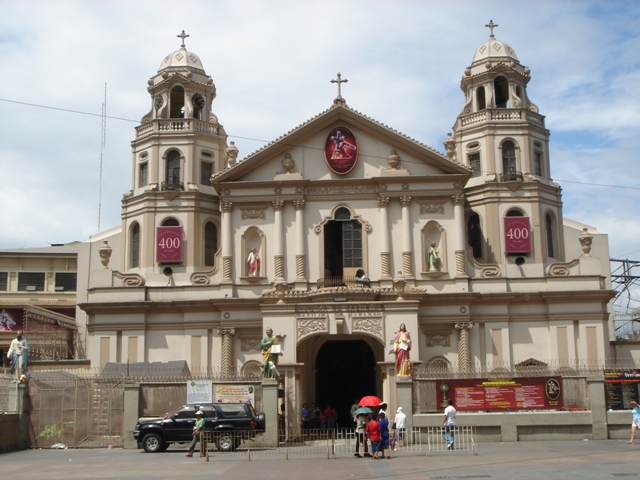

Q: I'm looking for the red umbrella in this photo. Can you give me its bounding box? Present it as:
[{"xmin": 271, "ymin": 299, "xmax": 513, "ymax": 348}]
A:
[{"xmin": 358, "ymin": 395, "xmax": 383, "ymax": 407}]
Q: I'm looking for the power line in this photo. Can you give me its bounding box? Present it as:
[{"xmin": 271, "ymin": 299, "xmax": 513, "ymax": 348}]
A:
[{"xmin": 2, "ymin": 97, "xmax": 639, "ymax": 192}]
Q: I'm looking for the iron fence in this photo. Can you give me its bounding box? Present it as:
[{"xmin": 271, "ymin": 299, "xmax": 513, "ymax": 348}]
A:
[{"xmin": 195, "ymin": 426, "xmax": 476, "ymax": 460}]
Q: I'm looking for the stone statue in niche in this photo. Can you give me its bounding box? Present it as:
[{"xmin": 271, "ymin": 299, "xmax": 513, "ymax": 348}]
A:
[{"xmin": 428, "ymin": 242, "xmax": 442, "ymax": 271}]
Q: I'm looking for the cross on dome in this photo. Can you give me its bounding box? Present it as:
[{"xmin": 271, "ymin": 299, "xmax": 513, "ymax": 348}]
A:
[
  {"xmin": 331, "ymin": 73, "xmax": 348, "ymax": 104},
  {"xmin": 485, "ymin": 20, "xmax": 498, "ymax": 38},
  {"xmin": 177, "ymin": 30, "xmax": 190, "ymax": 48}
]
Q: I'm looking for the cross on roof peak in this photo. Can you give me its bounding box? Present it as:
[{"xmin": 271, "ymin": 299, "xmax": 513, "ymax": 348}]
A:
[
  {"xmin": 331, "ymin": 73, "xmax": 348, "ymax": 105},
  {"xmin": 485, "ymin": 20, "xmax": 498, "ymax": 38},
  {"xmin": 177, "ymin": 30, "xmax": 190, "ymax": 48}
]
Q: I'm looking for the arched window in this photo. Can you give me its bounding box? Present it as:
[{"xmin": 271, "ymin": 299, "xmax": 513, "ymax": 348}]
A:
[
  {"xmin": 166, "ymin": 150, "xmax": 181, "ymax": 188},
  {"xmin": 505, "ymin": 209, "xmax": 524, "ymax": 217},
  {"xmin": 546, "ymin": 213, "xmax": 556, "ymax": 258},
  {"xmin": 204, "ymin": 222, "xmax": 218, "ymax": 267},
  {"xmin": 169, "ymin": 86, "xmax": 185, "ymax": 118},
  {"xmin": 467, "ymin": 213, "xmax": 482, "ymax": 259},
  {"xmin": 162, "ymin": 217, "xmax": 180, "ymax": 227},
  {"xmin": 323, "ymin": 207, "xmax": 363, "ymax": 280},
  {"xmin": 476, "ymin": 86, "xmax": 486, "ymax": 110},
  {"xmin": 494, "ymin": 76, "xmax": 509, "ymax": 108},
  {"xmin": 502, "ymin": 141, "xmax": 517, "ymax": 181},
  {"xmin": 130, "ymin": 222, "xmax": 140, "ymax": 268}
]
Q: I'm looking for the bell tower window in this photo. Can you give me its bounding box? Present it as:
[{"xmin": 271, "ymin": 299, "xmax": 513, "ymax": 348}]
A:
[
  {"xmin": 534, "ymin": 150, "xmax": 543, "ymax": 176},
  {"xmin": 494, "ymin": 76, "xmax": 509, "ymax": 108},
  {"xmin": 139, "ymin": 162, "xmax": 148, "ymax": 188},
  {"xmin": 169, "ymin": 86, "xmax": 185, "ymax": 118},
  {"xmin": 501, "ymin": 141, "xmax": 518, "ymax": 181},
  {"xmin": 165, "ymin": 150, "xmax": 182, "ymax": 190},
  {"xmin": 130, "ymin": 223, "xmax": 140, "ymax": 269},
  {"xmin": 476, "ymin": 86, "xmax": 486, "ymax": 110},
  {"xmin": 467, "ymin": 212, "xmax": 483, "ymax": 259},
  {"xmin": 469, "ymin": 152, "xmax": 481, "ymax": 177},
  {"xmin": 546, "ymin": 213, "xmax": 556, "ymax": 258}
]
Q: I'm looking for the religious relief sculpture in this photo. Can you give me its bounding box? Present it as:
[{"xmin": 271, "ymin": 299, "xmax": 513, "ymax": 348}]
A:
[
  {"xmin": 261, "ymin": 328, "xmax": 280, "ymax": 379},
  {"xmin": 247, "ymin": 248, "xmax": 260, "ymax": 276},
  {"xmin": 390, "ymin": 323, "xmax": 412, "ymax": 376},
  {"xmin": 428, "ymin": 242, "xmax": 442, "ymax": 271}
]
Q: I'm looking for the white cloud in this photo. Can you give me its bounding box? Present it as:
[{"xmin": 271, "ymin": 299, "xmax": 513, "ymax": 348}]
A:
[{"xmin": 0, "ymin": 1, "xmax": 638, "ymax": 275}]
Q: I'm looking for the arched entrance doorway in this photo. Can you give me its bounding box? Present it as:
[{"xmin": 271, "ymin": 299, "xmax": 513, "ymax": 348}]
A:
[{"xmin": 315, "ymin": 338, "xmax": 377, "ymax": 428}]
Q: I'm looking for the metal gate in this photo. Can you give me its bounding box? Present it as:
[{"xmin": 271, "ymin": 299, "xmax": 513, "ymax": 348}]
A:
[{"xmin": 28, "ymin": 373, "xmax": 124, "ymax": 448}]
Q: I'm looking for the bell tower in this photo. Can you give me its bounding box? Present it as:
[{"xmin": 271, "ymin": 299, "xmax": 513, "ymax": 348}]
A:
[
  {"xmin": 451, "ymin": 21, "xmax": 565, "ymax": 272},
  {"xmin": 121, "ymin": 31, "xmax": 227, "ymax": 276}
]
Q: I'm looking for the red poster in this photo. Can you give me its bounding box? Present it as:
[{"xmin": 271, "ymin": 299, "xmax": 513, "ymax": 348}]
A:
[
  {"xmin": 0, "ymin": 309, "xmax": 24, "ymax": 332},
  {"xmin": 504, "ymin": 217, "xmax": 531, "ymax": 253},
  {"xmin": 437, "ymin": 377, "xmax": 562, "ymax": 411},
  {"xmin": 156, "ymin": 226, "xmax": 183, "ymax": 263},
  {"xmin": 324, "ymin": 126, "xmax": 358, "ymax": 175}
]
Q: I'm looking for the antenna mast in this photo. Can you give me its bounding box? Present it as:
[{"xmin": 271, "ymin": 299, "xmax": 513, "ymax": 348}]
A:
[{"xmin": 98, "ymin": 83, "xmax": 107, "ymax": 231}]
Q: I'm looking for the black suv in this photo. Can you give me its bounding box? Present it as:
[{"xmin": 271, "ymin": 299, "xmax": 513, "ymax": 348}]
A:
[{"xmin": 133, "ymin": 402, "xmax": 266, "ymax": 453}]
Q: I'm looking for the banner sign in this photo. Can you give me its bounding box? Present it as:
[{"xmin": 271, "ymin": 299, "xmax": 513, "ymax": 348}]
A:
[
  {"xmin": 504, "ymin": 216, "xmax": 532, "ymax": 253},
  {"xmin": 436, "ymin": 377, "xmax": 563, "ymax": 411},
  {"xmin": 187, "ymin": 380, "xmax": 213, "ymax": 404},
  {"xmin": 214, "ymin": 384, "xmax": 256, "ymax": 404},
  {"xmin": 604, "ymin": 369, "xmax": 640, "ymax": 410},
  {"xmin": 156, "ymin": 226, "xmax": 183, "ymax": 263},
  {"xmin": 324, "ymin": 126, "xmax": 358, "ymax": 175},
  {"xmin": 0, "ymin": 309, "xmax": 24, "ymax": 332}
]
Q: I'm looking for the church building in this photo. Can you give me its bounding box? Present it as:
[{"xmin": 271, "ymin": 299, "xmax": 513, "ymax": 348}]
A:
[{"xmin": 76, "ymin": 25, "xmax": 615, "ymax": 427}]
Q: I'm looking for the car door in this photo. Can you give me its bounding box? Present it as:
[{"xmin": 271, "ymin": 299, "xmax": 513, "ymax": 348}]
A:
[{"xmin": 165, "ymin": 405, "xmax": 197, "ymax": 442}]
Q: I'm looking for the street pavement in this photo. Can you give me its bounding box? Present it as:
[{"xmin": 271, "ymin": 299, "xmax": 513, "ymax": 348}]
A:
[{"xmin": 2, "ymin": 439, "xmax": 639, "ymax": 480}]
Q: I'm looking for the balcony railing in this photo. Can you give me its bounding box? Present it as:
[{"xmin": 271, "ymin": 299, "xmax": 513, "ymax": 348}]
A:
[
  {"xmin": 458, "ymin": 108, "xmax": 545, "ymax": 128},
  {"xmin": 317, "ymin": 276, "xmax": 371, "ymax": 289},
  {"xmin": 500, "ymin": 171, "xmax": 523, "ymax": 182},
  {"xmin": 135, "ymin": 119, "xmax": 220, "ymax": 138},
  {"xmin": 161, "ymin": 181, "xmax": 184, "ymax": 191}
]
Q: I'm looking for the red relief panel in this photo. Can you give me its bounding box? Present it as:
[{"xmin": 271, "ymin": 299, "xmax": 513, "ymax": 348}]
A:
[
  {"xmin": 156, "ymin": 226, "xmax": 183, "ymax": 263},
  {"xmin": 504, "ymin": 217, "xmax": 532, "ymax": 253},
  {"xmin": 324, "ymin": 126, "xmax": 358, "ymax": 175}
]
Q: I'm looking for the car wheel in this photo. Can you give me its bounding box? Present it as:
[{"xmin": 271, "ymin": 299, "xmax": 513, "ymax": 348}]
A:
[
  {"xmin": 217, "ymin": 432, "xmax": 237, "ymax": 452},
  {"xmin": 142, "ymin": 433, "xmax": 165, "ymax": 453}
]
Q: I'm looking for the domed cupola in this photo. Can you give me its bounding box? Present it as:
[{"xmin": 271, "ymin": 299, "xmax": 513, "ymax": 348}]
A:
[
  {"xmin": 158, "ymin": 31, "xmax": 206, "ymax": 75},
  {"xmin": 143, "ymin": 31, "xmax": 217, "ymax": 122}
]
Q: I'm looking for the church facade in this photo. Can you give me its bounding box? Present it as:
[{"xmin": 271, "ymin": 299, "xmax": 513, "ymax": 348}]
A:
[{"xmin": 76, "ymin": 26, "xmax": 615, "ymax": 425}]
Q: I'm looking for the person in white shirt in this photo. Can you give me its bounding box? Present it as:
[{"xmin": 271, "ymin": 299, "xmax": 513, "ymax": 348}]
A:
[
  {"xmin": 7, "ymin": 331, "xmax": 24, "ymax": 380},
  {"xmin": 441, "ymin": 399, "xmax": 457, "ymax": 449},
  {"xmin": 393, "ymin": 406, "xmax": 407, "ymax": 450}
]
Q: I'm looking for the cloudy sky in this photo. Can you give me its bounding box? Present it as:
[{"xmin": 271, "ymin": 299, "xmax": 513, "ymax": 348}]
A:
[{"xmin": 1, "ymin": 0, "xmax": 639, "ymax": 306}]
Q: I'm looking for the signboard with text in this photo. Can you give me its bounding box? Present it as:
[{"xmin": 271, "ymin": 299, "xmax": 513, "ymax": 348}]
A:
[
  {"xmin": 504, "ymin": 217, "xmax": 532, "ymax": 253},
  {"xmin": 604, "ymin": 369, "xmax": 640, "ymax": 410},
  {"xmin": 214, "ymin": 384, "xmax": 256, "ymax": 404},
  {"xmin": 436, "ymin": 377, "xmax": 563, "ymax": 411},
  {"xmin": 187, "ymin": 380, "xmax": 213, "ymax": 404},
  {"xmin": 156, "ymin": 226, "xmax": 183, "ymax": 263}
]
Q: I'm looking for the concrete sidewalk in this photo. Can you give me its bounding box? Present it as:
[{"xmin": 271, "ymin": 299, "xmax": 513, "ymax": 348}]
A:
[{"xmin": 2, "ymin": 440, "xmax": 638, "ymax": 480}]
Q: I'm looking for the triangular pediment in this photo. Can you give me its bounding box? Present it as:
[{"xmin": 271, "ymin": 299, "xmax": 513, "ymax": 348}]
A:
[{"xmin": 212, "ymin": 104, "xmax": 470, "ymax": 187}]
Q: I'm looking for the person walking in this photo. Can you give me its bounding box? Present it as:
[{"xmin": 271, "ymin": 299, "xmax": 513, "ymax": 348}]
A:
[
  {"xmin": 627, "ymin": 400, "xmax": 640, "ymax": 444},
  {"xmin": 354, "ymin": 412, "xmax": 369, "ymax": 457},
  {"xmin": 393, "ymin": 406, "xmax": 407, "ymax": 450},
  {"xmin": 378, "ymin": 411, "xmax": 391, "ymax": 459},
  {"xmin": 441, "ymin": 399, "xmax": 457, "ymax": 450},
  {"xmin": 186, "ymin": 410, "xmax": 205, "ymax": 457},
  {"xmin": 366, "ymin": 413, "xmax": 382, "ymax": 459}
]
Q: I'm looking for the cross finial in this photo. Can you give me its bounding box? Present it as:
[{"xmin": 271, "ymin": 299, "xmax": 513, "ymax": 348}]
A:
[
  {"xmin": 177, "ymin": 30, "xmax": 190, "ymax": 48},
  {"xmin": 485, "ymin": 20, "xmax": 498, "ymax": 38},
  {"xmin": 330, "ymin": 73, "xmax": 348, "ymax": 104}
]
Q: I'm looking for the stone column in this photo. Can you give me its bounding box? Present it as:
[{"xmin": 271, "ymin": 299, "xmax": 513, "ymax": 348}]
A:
[
  {"xmin": 455, "ymin": 322, "xmax": 474, "ymax": 373},
  {"xmin": 452, "ymin": 194, "xmax": 467, "ymax": 277},
  {"xmin": 262, "ymin": 378, "xmax": 279, "ymax": 447},
  {"xmin": 217, "ymin": 328, "xmax": 235, "ymax": 376},
  {"xmin": 400, "ymin": 195, "xmax": 413, "ymax": 278},
  {"xmin": 123, "ymin": 384, "xmax": 141, "ymax": 449},
  {"xmin": 273, "ymin": 199, "xmax": 285, "ymax": 281},
  {"xmin": 378, "ymin": 195, "xmax": 392, "ymax": 279},
  {"xmin": 220, "ymin": 200, "xmax": 233, "ymax": 283},
  {"xmin": 587, "ymin": 377, "xmax": 608, "ymax": 440},
  {"xmin": 293, "ymin": 199, "xmax": 306, "ymax": 282}
]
